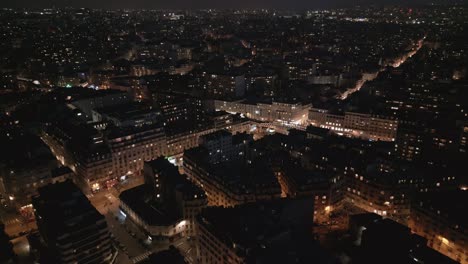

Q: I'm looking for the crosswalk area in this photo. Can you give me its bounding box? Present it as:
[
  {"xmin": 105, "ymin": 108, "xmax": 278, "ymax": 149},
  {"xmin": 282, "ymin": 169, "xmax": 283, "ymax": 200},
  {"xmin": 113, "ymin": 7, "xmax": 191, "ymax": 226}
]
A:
[
  {"xmin": 1, "ymin": 218, "xmax": 20, "ymax": 225},
  {"xmin": 176, "ymin": 240, "xmax": 191, "ymax": 253},
  {"xmin": 175, "ymin": 240, "xmax": 196, "ymax": 263},
  {"xmin": 125, "ymin": 238, "xmax": 197, "ymax": 264},
  {"xmin": 131, "ymin": 251, "xmax": 151, "ymax": 263}
]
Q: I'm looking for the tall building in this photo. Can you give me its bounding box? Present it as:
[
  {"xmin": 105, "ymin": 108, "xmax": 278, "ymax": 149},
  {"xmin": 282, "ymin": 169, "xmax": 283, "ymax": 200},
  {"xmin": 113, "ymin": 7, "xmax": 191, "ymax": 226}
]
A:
[
  {"xmin": 196, "ymin": 199, "xmax": 335, "ymax": 264},
  {"xmin": 308, "ymin": 108, "xmax": 398, "ymax": 141},
  {"xmin": 198, "ymin": 130, "xmax": 252, "ymax": 164},
  {"xmin": 204, "ymin": 72, "xmax": 246, "ymax": 99},
  {"xmin": 119, "ymin": 158, "xmax": 206, "ymax": 241},
  {"xmin": 91, "ymin": 103, "xmax": 161, "ymax": 128},
  {"xmin": 458, "ymin": 121, "xmax": 468, "ymax": 154},
  {"xmin": 70, "ymin": 90, "xmax": 130, "ymax": 117},
  {"xmin": 409, "ymin": 191, "xmax": 467, "ymax": 264},
  {"xmin": 0, "ymin": 222, "xmax": 14, "ymax": 264},
  {"xmin": 145, "ymin": 158, "xmax": 207, "ymax": 237},
  {"xmin": 213, "ymin": 99, "xmax": 310, "ymax": 126},
  {"xmin": 140, "ymin": 246, "xmax": 188, "ymax": 264},
  {"xmin": 32, "ymin": 181, "xmax": 114, "ymax": 264},
  {"xmin": 152, "ymin": 93, "xmax": 203, "ymax": 125},
  {"xmin": 0, "ymin": 129, "xmax": 59, "ymax": 208},
  {"xmin": 349, "ymin": 213, "xmax": 458, "ymax": 264},
  {"xmin": 275, "ymin": 158, "xmax": 345, "ymax": 224},
  {"xmin": 42, "ymin": 109, "xmax": 251, "ymax": 192},
  {"xmin": 106, "ymin": 123, "xmax": 166, "ymax": 181},
  {"xmin": 41, "ymin": 122, "xmax": 115, "ymax": 193},
  {"xmin": 183, "ymin": 132, "xmax": 280, "ymax": 207}
]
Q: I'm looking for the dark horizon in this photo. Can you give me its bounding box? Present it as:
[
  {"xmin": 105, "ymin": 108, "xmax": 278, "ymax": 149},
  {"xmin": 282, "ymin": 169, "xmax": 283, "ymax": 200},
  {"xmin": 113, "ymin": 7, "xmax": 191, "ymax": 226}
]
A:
[
  {"xmin": 0, "ymin": 2, "xmax": 466, "ymax": 264},
  {"xmin": 1, "ymin": 0, "xmax": 465, "ymax": 10}
]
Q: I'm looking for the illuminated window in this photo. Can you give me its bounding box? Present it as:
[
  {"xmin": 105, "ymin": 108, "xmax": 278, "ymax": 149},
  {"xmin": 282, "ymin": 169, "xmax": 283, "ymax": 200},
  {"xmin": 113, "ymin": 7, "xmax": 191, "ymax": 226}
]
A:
[{"xmin": 438, "ymin": 236, "xmax": 450, "ymax": 246}]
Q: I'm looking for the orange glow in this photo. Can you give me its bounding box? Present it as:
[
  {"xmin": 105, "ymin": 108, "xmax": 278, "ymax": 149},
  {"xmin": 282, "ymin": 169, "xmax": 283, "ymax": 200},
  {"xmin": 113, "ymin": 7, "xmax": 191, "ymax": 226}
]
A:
[{"xmin": 438, "ymin": 236, "xmax": 450, "ymax": 246}]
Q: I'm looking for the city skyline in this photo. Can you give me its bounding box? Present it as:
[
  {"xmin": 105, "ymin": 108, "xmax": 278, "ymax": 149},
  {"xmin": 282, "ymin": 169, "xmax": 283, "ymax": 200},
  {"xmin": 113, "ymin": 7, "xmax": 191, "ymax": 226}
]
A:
[
  {"xmin": 1, "ymin": 0, "xmax": 465, "ymax": 9},
  {"xmin": 0, "ymin": 4, "xmax": 466, "ymax": 264}
]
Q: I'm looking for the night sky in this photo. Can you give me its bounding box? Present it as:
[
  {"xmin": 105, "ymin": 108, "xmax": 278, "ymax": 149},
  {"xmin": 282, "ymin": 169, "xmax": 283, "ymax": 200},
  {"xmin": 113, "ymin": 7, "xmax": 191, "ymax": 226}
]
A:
[{"xmin": 0, "ymin": 0, "xmax": 454, "ymax": 10}]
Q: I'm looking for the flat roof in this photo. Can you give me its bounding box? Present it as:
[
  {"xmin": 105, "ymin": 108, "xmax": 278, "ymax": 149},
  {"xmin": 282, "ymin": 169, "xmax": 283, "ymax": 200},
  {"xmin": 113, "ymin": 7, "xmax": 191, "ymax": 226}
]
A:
[
  {"xmin": 119, "ymin": 185, "xmax": 180, "ymax": 226},
  {"xmin": 197, "ymin": 198, "xmax": 333, "ymax": 263}
]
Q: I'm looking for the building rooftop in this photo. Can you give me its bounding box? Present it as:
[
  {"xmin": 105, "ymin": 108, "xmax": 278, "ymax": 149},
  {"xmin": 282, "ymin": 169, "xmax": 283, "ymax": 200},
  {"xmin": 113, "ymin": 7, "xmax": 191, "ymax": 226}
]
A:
[
  {"xmin": 282, "ymin": 160, "xmax": 330, "ymax": 188},
  {"xmin": 66, "ymin": 88, "xmax": 128, "ymax": 102},
  {"xmin": 413, "ymin": 190, "xmax": 468, "ymax": 231},
  {"xmin": 232, "ymin": 132, "xmax": 253, "ymax": 145},
  {"xmin": 350, "ymin": 213, "xmax": 459, "ymax": 264},
  {"xmin": 197, "ymin": 198, "xmax": 335, "ymax": 263},
  {"xmin": 119, "ymin": 185, "xmax": 180, "ymax": 226},
  {"xmin": 0, "ymin": 128, "xmax": 55, "ymax": 170},
  {"xmin": 306, "ymin": 126, "xmax": 332, "ymax": 139},
  {"xmin": 145, "ymin": 158, "xmax": 206, "ymax": 201},
  {"xmin": 199, "ymin": 129, "xmax": 231, "ymax": 142},
  {"xmin": 141, "ymin": 246, "xmax": 188, "ymax": 264},
  {"xmin": 184, "ymin": 147, "xmax": 280, "ymax": 196},
  {"xmin": 50, "ymin": 166, "xmax": 73, "ymax": 178},
  {"xmin": 32, "ymin": 181, "xmax": 108, "ymax": 244},
  {"xmin": 96, "ymin": 103, "xmax": 159, "ymax": 120}
]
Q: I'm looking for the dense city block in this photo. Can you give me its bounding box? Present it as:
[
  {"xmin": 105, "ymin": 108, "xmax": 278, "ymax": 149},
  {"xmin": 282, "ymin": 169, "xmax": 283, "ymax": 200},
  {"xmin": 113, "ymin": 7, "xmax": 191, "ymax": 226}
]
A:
[{"xmin": 0, "ymin": 4, "xmax": 467, "ymax": 264}]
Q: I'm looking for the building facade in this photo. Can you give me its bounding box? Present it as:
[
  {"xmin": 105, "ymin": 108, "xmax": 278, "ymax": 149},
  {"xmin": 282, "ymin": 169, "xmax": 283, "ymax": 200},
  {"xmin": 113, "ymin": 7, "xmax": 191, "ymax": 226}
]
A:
[
  {"xmin": 308, "ymin": 108, "xmax": 398, "ymax": 141},
  {"xmin": 213, "ymin": 99, "xmax": 310, "ymax": 126},
  {"xmin": 409, "ymin": 191, "xmax": 467, "ymax": 264},
  {"xmin": 32, "ymin": 181, "xmax": 114, "ymax": 264}
]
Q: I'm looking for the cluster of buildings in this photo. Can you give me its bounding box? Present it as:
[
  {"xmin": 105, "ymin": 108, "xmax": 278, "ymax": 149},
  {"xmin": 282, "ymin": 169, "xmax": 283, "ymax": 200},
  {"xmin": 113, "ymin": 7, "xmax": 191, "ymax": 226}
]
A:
[
  {"xmin": 308, "ymin": 108, "xmax": 398, "ymax": 141},
  {"xmin": 212, "ymin": 99, "xmax": 311, "ymax": 127},
  {"xmin": 0, "ymin": 128, "xmax": 72, "ymax": 213},
  {"xmin": 0, "ymin": 222, "xmax": 14, "ymax": 263},
  {"xmin": 31, "ymin": 181, "xmax": 115, "ymax": 263},
  {"xmin": 212, "ymin": 99, "xmax": 399, "ymax": 142},
  {"xmin": 181, "ymin": 124, "xmax": 465, "ymax": 262},
  {"xmin": 409, "ymin": 191, "xmax": 467, "ymax": 264},
  {"xmin": 0, "ymin": 5, "xmax": 466, "ymax": 264},
  {"xmin": 183, "ymin": 131, "xmax": 281, "ymax": 207},
  {"xmin": 349, "ymin": 213, "xmax": 459, "ymax": 264},
  {"xmin": 40, "ymin": 90, "xmax": 251, "ymax": 193},
  {"xmin": 119, "ymin": 158, "xmax": 207, "ymax": 240},
  {"xmin": 196, "ymin": 199, "xmax": 329, "ymax": 264},
  {"xmin": 8, "ymin": 145, "xmax": 465, "ymax": 264}
]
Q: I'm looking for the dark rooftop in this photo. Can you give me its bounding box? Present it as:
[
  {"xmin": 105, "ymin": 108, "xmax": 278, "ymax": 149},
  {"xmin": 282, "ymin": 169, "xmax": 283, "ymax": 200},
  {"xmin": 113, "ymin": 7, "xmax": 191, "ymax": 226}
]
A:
[
  {"xmin": 184, "ymin": 147, "xmax": 280, "ymax": 196},
  {"xmin": 413, "ymin": 190, "xmax": 468, "ymax": 231},
  {"xmin": 200, "ymin": 129, "xmax": 231, "ymax": 142},
  {"xmin": 197, "ymin": 198, "xmax": 336, "ymax": 263},
  {"xmin": 145, "ymin": 158, "xmax": 206, "ymax": 200},
  {"xmin": 141, "ymin": 246, "xmax": 188, "ymax": 264},
  {"xmin": 119, "ymin": 185, "xmax": 180, "ymax": 226},
  {"xmin": 95, "ymin": 103, "xmax": 160, "ymax": 121},
  {"xmin": 32, "ymin": 181, "xmax": 107, "ymax": 244}
]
